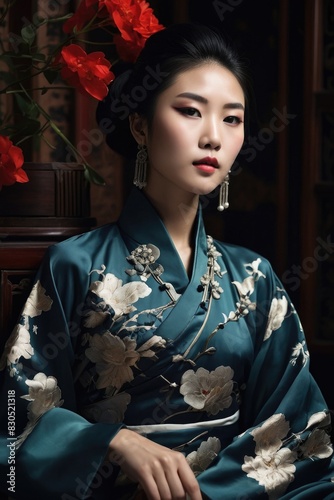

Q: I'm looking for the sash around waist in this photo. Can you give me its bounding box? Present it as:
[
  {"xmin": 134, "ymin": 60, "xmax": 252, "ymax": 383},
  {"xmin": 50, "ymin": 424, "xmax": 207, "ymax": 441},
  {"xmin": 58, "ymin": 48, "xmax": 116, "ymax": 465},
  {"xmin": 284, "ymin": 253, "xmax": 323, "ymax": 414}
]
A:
[{"xmin": 127, "ymin": 410, "xmax": 240, "ymax": 434}]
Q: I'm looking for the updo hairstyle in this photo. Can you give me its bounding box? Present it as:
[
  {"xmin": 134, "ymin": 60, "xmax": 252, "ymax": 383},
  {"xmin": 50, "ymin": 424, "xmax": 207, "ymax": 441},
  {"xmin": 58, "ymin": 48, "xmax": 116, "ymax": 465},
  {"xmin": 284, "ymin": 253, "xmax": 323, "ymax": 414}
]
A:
[{"xmin": 96, "ymin": 23, "xmax": 251, "ymax": 159}]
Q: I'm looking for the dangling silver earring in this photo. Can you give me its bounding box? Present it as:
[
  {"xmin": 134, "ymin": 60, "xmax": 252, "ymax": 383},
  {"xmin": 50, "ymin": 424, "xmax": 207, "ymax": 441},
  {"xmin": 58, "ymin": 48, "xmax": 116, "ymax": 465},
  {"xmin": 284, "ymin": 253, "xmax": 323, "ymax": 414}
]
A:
[
  {"xmin": 217, "ymin": 172, "xmax": 230, "ymax": 211},
  {"xmin": 133, "ymin": 144, "xmax": 147, "ymax": 189}
]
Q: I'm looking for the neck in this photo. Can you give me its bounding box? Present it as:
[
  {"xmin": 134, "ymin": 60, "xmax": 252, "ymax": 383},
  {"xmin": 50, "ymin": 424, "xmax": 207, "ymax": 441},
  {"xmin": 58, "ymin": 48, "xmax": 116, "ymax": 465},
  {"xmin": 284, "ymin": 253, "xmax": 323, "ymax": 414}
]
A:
[
  {"xmin": 143, "ymin": 185, "xmax": 199, "ymax": 275},
  {"xmin": 143, "ymin": 187, "xmax": 199, "ymax": 245}
]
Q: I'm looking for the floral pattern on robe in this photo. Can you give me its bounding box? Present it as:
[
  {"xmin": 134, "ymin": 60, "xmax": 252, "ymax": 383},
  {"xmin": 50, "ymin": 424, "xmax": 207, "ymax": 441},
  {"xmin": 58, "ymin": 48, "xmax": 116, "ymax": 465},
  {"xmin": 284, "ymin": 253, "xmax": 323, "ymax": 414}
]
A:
[{"xmin": 0, "ymin": 188, "xmax": 333, "ymax": 500}]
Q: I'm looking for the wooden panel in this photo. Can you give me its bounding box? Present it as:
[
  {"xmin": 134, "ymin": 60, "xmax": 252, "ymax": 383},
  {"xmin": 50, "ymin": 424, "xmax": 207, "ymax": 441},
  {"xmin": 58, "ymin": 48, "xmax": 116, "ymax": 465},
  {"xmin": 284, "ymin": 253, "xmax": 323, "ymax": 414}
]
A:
[
  {"xmin": 0, "ymin": 171, "xmax": 55, "ymax": 216},
  {"xmin": 299, "ymin": 0, "xmax": 334, "ymax": 354},
  {"xmin": 0, "ymin": 218, "xmax": 95, "ymax": 239},
  {"xmin": 0, "ymin": 163, "xmax": 89, "ymax": 218},
  {"xmin": 276, "ymin": 0, "xmax": 290, "ymax": 274},
  {"xmin": 0, "ymin": 244, "xmax": 49, "ymax": 268},
  {"xmin": 315, "ymin": 91, "xmax": 334, "ymax": 111}
]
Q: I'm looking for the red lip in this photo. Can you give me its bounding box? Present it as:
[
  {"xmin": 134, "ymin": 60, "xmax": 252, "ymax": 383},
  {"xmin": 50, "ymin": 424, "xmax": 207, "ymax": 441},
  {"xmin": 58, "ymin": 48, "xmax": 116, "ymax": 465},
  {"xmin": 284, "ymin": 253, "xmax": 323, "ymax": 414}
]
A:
[{"xmin": 193, "ymin": 156, "xmax": 219, "ymax": 168}]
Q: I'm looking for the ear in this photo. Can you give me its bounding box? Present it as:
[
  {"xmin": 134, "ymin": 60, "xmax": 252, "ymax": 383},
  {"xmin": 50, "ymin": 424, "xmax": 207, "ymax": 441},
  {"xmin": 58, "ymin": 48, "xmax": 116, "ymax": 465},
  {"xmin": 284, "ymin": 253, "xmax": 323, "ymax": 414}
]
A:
[{"xmin": 129, "ymin": 113, "xmax": 148, "ymax": 144}]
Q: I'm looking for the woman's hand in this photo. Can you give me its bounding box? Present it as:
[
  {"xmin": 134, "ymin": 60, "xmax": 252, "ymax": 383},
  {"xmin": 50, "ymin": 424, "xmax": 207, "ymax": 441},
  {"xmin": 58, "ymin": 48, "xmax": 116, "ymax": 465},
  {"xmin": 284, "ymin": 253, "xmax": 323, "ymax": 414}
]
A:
[{"xmin": 108, "ymin": 429, "xmax": 202, "ymax": 500}]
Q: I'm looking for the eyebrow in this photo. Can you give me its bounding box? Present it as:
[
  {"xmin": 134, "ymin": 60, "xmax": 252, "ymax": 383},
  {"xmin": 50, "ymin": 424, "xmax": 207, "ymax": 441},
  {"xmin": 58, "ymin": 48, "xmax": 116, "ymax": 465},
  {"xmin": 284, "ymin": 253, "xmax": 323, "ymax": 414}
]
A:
[{"xmin": 176, "ymin": 92, "xmax": 245, "ymax": 110}]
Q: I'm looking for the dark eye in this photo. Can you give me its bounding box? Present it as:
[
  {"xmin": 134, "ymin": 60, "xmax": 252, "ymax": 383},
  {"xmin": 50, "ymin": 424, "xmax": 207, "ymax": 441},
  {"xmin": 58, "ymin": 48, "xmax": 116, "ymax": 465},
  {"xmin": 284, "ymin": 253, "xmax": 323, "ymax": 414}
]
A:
[
  {"xmin": 177, "ymin": 107, "xmax": 201, "ymax": 117},
  {"xmin": 224, "ymin": 116, "xmax": 243, "ymax": 125}
]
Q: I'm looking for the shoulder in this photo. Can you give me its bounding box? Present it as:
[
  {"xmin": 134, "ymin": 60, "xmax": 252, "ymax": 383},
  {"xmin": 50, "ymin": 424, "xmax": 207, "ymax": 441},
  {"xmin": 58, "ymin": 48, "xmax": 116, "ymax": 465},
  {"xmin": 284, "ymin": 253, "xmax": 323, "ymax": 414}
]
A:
[
  {"xmin": 46, "ymin": 222, "xmax": 120, "ymax": 266},
  {"xmin": 213, "ymin": 239, "xmax": 273, "ymax": 271},
  {"xmin": 212, "ymin": 239, "xmax": 279, "ymax": 292}
]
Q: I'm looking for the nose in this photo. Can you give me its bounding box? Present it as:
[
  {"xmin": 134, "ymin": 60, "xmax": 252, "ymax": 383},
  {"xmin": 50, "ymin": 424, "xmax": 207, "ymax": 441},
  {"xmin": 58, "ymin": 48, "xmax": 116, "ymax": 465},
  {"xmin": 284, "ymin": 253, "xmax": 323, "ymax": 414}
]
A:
[{"xmin": 199, "ymin": 118, "xmax": 221, "ymax": 151}]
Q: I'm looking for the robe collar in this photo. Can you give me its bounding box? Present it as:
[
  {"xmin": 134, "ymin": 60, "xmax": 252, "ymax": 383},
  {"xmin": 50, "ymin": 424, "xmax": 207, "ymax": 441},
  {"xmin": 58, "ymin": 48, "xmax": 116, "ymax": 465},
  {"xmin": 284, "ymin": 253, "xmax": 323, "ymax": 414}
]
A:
[{"xmin": 117, "ymin": 188, "xmax": 208, "ymax": 292}]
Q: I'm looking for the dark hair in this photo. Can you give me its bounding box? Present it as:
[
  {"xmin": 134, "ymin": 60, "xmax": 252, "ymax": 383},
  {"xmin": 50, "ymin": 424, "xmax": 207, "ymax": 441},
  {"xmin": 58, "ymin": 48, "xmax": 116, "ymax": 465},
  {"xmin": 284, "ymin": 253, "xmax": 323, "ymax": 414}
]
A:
[{"xmin": 96, "ymin": 22, "xmax": 252, "ymax": 159}]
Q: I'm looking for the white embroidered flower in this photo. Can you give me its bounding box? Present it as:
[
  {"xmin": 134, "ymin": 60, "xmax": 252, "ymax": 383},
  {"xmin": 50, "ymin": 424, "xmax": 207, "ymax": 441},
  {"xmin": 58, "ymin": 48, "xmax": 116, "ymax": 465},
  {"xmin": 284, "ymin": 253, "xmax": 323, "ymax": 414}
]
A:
[
  {"xmin": 226, "ymin": 277, "xmax": 256, "ymax": 322},
  {"xmin": 232, "ymin": 276, "xmax": 255, "ymax": 298},
  {"xmin": 22, "ymin": 280, "xmax": 53, "ymax": 318},
  {"xmin": 82, "ymin": 393, "xmax": 131, "ymax": 423},
  {"xmin": 129, "ymin": 244, "xmax": 160, "ymax": 266},
  {"xmin": 213, "ymin": 261, "xmax": 225, "ymax": 278},
  {"xmin": 250, "ymin": 414, "xmax": 290, "ymax": 459},
  {"xmin": 180, "ymin": 366, "xmax": 234, "ymax": 415},
  {"xmin": 244, "ymin": 258, "xmax": 266, "ymax": 280},
  {"xmin": 9, "ymin": 364, "xmax": 22, "ymax": 379},
  {"xmin": 137, "ymin": 335, "xmax": 166, "ymax": 358},
  {"xmin": 242, "ymin": 447, "xmax": 296, "ymax": 499},
  {"xmin": 303, "ymin": 411, "xmax": 331, "ymax": 431},
  {"xmin": 16, "ymin": 373, "xmax": 63, "ymax": 448},
  {"xmin": 186, "ymin": 437, "xmax": 221, "ymax": 476},
  {"xmin": 264, "ymin": 296, "xmax": 288, "ymax": 340},
  {"xmin": 299, "ymin": 429, "xmax": 333, "ymax": 459},
  {"xmin": 84, "ymin": 310, "xmax": 109, "ymax": 328},
  {"xmin": 290, "ymin": 341, "xmax": 309, "ymax": 366},
  {"xmin": 242, "ymin": 414, "xmax": 297, "ymax": 498},
  {"xmin": 0, "ymin": 324, "xmax": 34, "ymax": 371},
  {"xmin": 207, "ymin": 236, "xmax": 222, "ymax": 261},
  {"xmin": 228, "ymin": 297, "xmax": 257, "ymax": 321},
  {"xmin": 200, "ymin": 273, "xmax": 211, "ymax": 287},
  {"xmin": 21, "ymin": 372, "xmax": 63, "ymax": 421},
  {"xmin": 90, "ymin": 273, "xmax": 151, "ymax": 317},
  {"xmin": 85, "ymin": 333, "xmax": 140, "ymax": 390},
  {"xmin": 211, "ymin": 280, "xmax": 223, "ymax": 299}
]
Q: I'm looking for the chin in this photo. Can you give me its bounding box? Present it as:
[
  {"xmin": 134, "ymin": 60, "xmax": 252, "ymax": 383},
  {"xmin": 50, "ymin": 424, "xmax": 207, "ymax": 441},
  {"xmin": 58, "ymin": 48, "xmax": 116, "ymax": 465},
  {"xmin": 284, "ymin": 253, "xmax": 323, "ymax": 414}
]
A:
[{"xmin": 193, "ymin": 185, "xmax": 219, "ymax": 197}]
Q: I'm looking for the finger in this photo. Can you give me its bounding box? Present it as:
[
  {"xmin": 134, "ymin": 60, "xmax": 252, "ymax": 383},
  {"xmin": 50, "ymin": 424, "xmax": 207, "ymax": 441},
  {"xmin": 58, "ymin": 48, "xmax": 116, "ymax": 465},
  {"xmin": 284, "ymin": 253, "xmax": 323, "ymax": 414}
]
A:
[
  {"xmin": 153, "ymin": 469, "xmax": 174, "ymax": 500},
  {"xmin": 165, "ymin": 469, "xmax": 188, "ymax": 499},
  {"xmin": 178, "ymin": 466, "xmax": 202, "ymax": 500},
  {"xmin": 140, "ymin": 472, "xmax": 168, "ymax": 500}
]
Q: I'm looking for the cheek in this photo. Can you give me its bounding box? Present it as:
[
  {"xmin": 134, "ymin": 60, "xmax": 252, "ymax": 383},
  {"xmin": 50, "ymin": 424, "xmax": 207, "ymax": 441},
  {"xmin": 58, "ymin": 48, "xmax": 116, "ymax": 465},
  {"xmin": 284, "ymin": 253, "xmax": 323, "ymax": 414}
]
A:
[
  {"xmin": 230, "ymin": 131, "xmax": 244, "ymax": 155},
  {"xmin": 150, "ymin": 120, "xmax": 189, "ymax": 152}
]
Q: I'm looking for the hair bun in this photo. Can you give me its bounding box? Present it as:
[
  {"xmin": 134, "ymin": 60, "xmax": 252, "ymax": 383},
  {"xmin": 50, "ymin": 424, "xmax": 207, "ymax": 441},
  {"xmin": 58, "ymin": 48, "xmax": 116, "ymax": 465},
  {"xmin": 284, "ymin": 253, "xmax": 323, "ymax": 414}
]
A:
[{"xmin": 96, "ymin": 62, "xmax": 137, "ymax": 159}]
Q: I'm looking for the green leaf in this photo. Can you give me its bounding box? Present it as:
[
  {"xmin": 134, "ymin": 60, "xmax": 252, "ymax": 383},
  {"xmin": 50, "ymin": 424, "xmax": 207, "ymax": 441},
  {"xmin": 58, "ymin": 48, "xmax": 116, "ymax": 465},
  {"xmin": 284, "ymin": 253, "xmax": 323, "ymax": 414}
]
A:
[
  {"xmin": 7, "ymin": 33, "xmax": 26, "ymax": 54},
  {"xmin": 43, "ymin": 68, "xmax": 59, "ymax": 84},
  {"xmin": 10, "ymin": 117, "xmax": 41, "ymax": 141},
  {"xmin": 21, "ymin": 25, "xmax": 36, "ymax": 46},
  {"xmin": 14, "ymin": 94, "xmax": 40, "ymax": 119},
  {"xmin": 0, "ymin": 124, "xmax": 17, "ymax": 136},
  {"xmin": 0, "ymin": 69, "xmax": 15, "ymax": 84},
  {"xmin": 33, "ymin": 53, "xmax": 46, "ymax": 62},
  {"xmin": 0, "ymin": 54, "xmax": 16, "ymax": 65},
  {"xmin": 84, "ymin": 164, "xmax": 106, "ymax": 185}
]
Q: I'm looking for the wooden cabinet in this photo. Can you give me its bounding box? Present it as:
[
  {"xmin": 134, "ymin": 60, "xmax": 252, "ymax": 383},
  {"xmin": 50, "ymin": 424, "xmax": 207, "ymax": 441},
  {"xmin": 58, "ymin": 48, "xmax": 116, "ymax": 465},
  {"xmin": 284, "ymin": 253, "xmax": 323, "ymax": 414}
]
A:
[
  {"xmin": 0, "ymin": 162, "xmax": 95, "ymax": 351},
  {"xmin": 0, "ymin": 221, "xmax": 96, "ymax": 353}
]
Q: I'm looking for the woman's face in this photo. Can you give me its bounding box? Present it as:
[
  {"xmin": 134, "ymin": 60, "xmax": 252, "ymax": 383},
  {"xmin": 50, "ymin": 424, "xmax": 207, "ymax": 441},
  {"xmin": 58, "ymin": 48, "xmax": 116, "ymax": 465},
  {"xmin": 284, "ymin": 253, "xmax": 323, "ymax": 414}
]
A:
[{"xmin": 142, "ymin": 62, "xmax": 245, "ymax": 199}]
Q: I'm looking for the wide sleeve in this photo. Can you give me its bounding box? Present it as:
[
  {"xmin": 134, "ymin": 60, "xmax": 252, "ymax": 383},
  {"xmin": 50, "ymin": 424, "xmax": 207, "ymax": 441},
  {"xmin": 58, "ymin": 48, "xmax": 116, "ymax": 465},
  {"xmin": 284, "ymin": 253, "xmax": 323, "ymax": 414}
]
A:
[
  {"xmin": 198, "ymin": 258, "xmax": 334, "ymax": 499},
  {"xmin": 0, "ymin": 244, "xmax": 123, "ymax": 500}
]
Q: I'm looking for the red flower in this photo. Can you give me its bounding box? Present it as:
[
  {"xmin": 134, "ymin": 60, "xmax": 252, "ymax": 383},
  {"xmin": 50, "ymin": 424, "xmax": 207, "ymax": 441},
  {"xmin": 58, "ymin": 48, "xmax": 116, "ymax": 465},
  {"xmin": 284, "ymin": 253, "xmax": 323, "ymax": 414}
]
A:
[
  {"xmin": 0, "ymin": 136, "xmax": 28, "ymax": 189},
  {"xmin": 132, "ymin": 0, "xmax": 165, "ymax": 39},
  {"xmin": 63, "ymin": 0, "xmax": 164, "ymax": 64},
  {"xmin": 107, "ymin": 0, "xmax": 164, "ymax": 63},
  {"xmin": 112, "ymin": 34, "xmax": 143, "ymax": 64},
  {"xmin": 59, "ymin": 45, "xmax": 115, "ymax": 100},
  {"xmin": 63, "ymin": 0, "xmax": 112, "ymax": 34}
]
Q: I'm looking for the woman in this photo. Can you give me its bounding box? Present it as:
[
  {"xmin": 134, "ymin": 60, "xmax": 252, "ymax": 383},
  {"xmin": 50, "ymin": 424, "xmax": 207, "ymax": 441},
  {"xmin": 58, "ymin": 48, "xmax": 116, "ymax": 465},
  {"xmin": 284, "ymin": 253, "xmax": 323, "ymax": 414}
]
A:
[{"xmin": 0, "ymin": 23, "xmax": 333, "ymax": 500}]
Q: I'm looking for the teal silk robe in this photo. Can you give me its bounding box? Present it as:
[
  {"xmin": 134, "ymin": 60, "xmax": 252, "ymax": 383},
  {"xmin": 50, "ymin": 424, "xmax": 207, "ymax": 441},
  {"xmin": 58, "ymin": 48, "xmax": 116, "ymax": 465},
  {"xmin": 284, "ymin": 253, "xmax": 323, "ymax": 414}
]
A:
[{"xmin": 1, "ymin": 188, "xmax": 334, "ymax": 499}]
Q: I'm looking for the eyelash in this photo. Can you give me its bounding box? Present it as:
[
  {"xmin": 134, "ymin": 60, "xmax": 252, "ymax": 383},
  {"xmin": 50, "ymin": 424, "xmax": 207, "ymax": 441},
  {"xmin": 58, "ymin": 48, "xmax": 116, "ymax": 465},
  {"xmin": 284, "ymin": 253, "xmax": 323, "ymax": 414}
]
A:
[
  {"xmin": 177, "ymin": 107, "xmax": 200, "ymax": 117},
  {"xmin": 176, "ymin": 107, "xmax": 243, "ymax": 124},
  {"xmin": 224, "ymin": 116, "xmax": 243, "ymax": 125}
]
